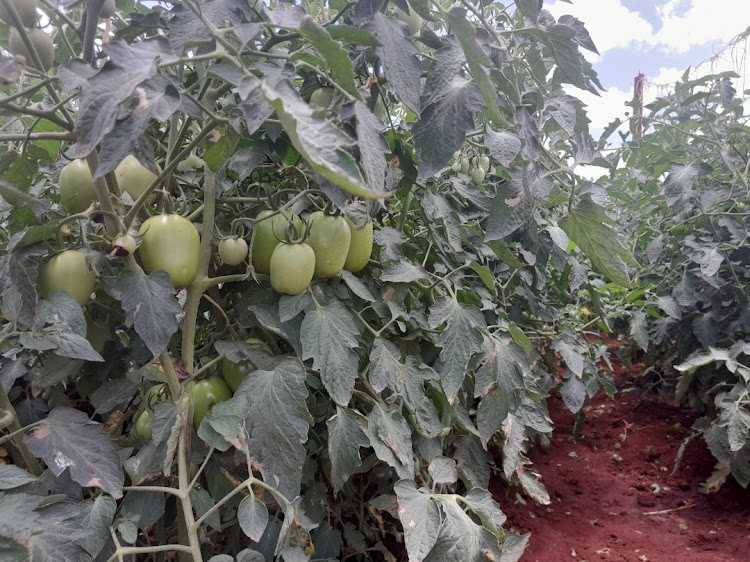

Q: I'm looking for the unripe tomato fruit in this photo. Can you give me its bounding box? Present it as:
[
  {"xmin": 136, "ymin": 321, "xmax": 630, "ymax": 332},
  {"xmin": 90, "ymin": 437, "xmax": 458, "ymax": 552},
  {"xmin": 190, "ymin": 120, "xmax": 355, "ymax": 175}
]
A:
[
  {"xmin": 251, "ymin": 209, "xmax": 303, "ymax": 274},
  {"xmin": 113, "ymin": 234, "xmax": 137, "ymax": 256},
  {"xmin": 310, "ymin": 87, "xmax": 334, "ymax": 109},
  {"xmin": 9, "ymin": 28, "xmax": 54, "ymax": 71},
  {"xmin": 221, "ymin": 338, "xmax": 273, "ymax": 392},
  {"xmin": 471, "ymin": 167, "xmax": 486, "ymax": 185},
  {"xmin": 176, "ymin": 154, "xmax": 205, "ymax": 172},
  {"xmin": 40, "ymin": 250, "xmax": 95, "ymax": 306},
  {"xmin": 143, "ymin": 383, "xmax": 167, "ymax": 411},
  {"xmin": 134, "ymin": 410, "xmax": 152, "ymax": 440},
  {"xmin": 307, "ymin": 211, "xmax": 351, "ymax": 277},
  {"xmin": 453, "ymin": 150, "xmax": 461, "ymax": 160},
  {"xmin": 478, "ymin": 155, "xmax": 491, "ymax": 171},
  {"xmin": 270, "ymin": 242, "xmax": 316, "ymax": 295},
  {"xmin": 218, "ymin": 237, "xmax": 248, "ymax": 266},
  {"xmin": 344, "ymin": 218, "xmax": 373, "ymax": 273},
  {"xmin": 138, "ymin": 214, "xmax": 200, "ymax": 288},
  {"xmin": 394, "ymin": 5, "xmax": 422, "ymax": 35},
  {"xmin": 0, "ymin": 0, "xmax": 37, "ymax": 27},
  {"xmin": 737, "ymin": 201, "xmax": 746, "ymax": 210},
  {"xmin": 115, "ymin": 155, "xmax": 159, "ymax": 202},
  {"xmin": 451, "ymin": 162, "xmax": 461, "ymax": 173},
  {"xmin": 459, "ymin": 157, "xmax": 470, "ymax": 174},
  {"xmin": 191, "ymin": 375, "xmax": 232, "ymax": 428},
  {"xmin": 59, "ymin": 159, "xmax": 97, "ymax": 214},
  {"xmin": 100, "ymin": 0, "xmax": 115, "ymax": 18}
]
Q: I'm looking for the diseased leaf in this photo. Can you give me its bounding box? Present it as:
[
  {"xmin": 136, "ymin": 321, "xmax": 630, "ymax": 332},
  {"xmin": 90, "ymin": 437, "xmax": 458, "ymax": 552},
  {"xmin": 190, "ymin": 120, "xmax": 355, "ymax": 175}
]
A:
[
  {"xmin": 352, "ymin": 101, "xmax": 389, "ymax": 194},
  {"xmin": 394, "ymin": 480, "xmax": 441, "ymax": 561},
  {"xmin": 366, "ymin": 403, "xmax": 414, "ymax": 479},
  {"xmin": 23, "ymin": 407, "xmax": 124, "ymax": 498},
  {"xmin": 485, "ymin": 177, "xmax": 535, "ymax": 242}
]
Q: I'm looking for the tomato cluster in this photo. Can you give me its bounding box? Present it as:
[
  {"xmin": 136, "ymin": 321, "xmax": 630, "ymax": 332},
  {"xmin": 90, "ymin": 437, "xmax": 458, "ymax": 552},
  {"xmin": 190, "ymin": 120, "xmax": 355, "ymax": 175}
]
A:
[{"xmin": 253, "ymin": 209, "xmax": 374, "ymax": 295}]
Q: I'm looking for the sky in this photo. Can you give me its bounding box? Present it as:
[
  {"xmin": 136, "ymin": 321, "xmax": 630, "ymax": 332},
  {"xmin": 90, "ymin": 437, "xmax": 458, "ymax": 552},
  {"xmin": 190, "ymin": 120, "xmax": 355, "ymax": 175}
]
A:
[{"xmin": 545, "ymin": 0, "xmax": 750, "ymax": 142}]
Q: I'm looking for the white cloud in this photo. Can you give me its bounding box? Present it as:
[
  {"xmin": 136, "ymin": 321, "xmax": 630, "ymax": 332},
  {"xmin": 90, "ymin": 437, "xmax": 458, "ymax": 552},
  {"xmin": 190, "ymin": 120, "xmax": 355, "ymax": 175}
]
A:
[
  {"xmin": 546, "ymin": 0, "xmax": 654, "ymax": 55},
  {"xmin": 655, "ymin": 0, "xmax": 750, "ymax": 54}
]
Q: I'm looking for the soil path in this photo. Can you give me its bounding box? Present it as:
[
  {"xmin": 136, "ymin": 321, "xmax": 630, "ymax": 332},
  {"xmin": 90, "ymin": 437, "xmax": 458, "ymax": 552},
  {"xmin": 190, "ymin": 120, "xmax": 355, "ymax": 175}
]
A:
[{"xmin": 494, "ymin": 376, "xmax": 750, "ymax": 562}]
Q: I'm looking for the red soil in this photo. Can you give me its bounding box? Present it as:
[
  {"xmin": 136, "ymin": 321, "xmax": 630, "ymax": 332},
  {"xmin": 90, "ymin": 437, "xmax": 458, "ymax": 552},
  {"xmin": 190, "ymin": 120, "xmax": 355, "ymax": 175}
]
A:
[{"xmin": 494, "ymin": 377, "xmax": 750, "ymax": 562}]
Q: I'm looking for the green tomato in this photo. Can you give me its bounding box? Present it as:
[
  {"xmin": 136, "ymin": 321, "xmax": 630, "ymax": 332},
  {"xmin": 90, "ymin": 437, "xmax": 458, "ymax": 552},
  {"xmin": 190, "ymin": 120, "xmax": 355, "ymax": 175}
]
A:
[
  {"xmin": 115, "ymin": 155, "xmax": 159, "ymax": 202},
  {"xmin": 471, "ymin": 167, "xmax": 486, "ymax": 185},
  {"xmin": 221, "ymin": 338, "xmax": 273, "ymax": 392},
  {"xmin": 310, "ymin": 87, "xmax": 334, "ymax": 109},
  {"xmin": 176, "ymin": 154, "xmax": 205, "ymax": 172},
  {"xmin": 40, "ymin": 250, "xmax": 95, "ymax": 306},
  {"xmin": 9, "ymin": 28, "xmax": 54, "ymax": 71},
  {"xmin": 251, "ymin": 209, "xmax": 303, "ymax": 274},
  {"xmin": 100, "ymin": 0, "xmax": 115, "ymax": 18},
  {"xmin": 394, "ymin": 5, "xmax": 422, "ymax": 35},
  {"xmin": 138, "ymin": 214, "xmax": 200, "ymax": 288},
  {"xmin": 143, "ymin": 383, "xmax": 167, "ymax": 411},
  {"xmin": 134, "ymin": 410, "xmax": 152, "ymax": 440},
  {"xmin": 307, "ymin": 211, "xmax": 351, "ymax": 278},
  {"xmin": 453, "ymin": 150, "xmax": 461, "ymax": 160},
  {"xmin": 737, "ymin": 201, "xmax": 746, "ymax": 211},
  {"xmin": 59, "ymin": 159, "xmax": 97, "ymax": 214},
  {"xmin": 459, "ymin": 157, "xmax": 470, "ymax": 174},
  {"xmin": 478, "ymin": 155, "xmax": 491, "ymax": 171},
  {"xmin": 270, "ymin": 242, "xmax": 316, "ymax": 295},
  {"xmin": 451, "ymin": 162, "xmax": 461, "ymax": 173},
  {"xmin": 344, "ymin": 218, "xmax": 373, "ymax": 273},
  {"xmin": 0, "ymin": 0, "xmax": 37, "ymax": 27},
  {"xmin": 218, "ymin": 237, "xmax": 248, "ymax": 266},
  {"xmin": 191, "ymin": 375, "xmax": 232, "ymax": 428}
]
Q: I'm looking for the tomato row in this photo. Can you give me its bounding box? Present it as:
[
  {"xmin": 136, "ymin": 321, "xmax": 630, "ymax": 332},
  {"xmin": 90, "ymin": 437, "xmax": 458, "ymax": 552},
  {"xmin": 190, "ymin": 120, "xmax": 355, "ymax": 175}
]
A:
[{"xmin": 134, "ymin": 339, "xmax": 271, "ymax": 439}]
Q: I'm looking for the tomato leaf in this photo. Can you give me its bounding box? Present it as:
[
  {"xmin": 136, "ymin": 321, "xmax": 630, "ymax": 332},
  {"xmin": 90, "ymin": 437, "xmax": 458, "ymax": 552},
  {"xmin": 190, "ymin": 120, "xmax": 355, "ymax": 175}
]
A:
[
  {"xmin": 428, "ymin": 297, "xmax": 485, "ymax": 402},
  {"xmin": 264, "ymin": 80, "xmax": 377, "ymax": 198},
  {"xmin": 113, "ymin": 269, "xmax": 183, "ymax": 358},
  {"xmin": 23, "ymin": 407, "xmax": 124, "ymax": 498},
  {"xmin": 365, "ymin": 13, "xmax": 421, "ymax": 115},
  {"xmin": 327, "ymin": 406, "xmax": 370, "ymax": 493},
  {"xmin": 238, "ymin": 496, "xmax": 269, "ymax": 542},
  {"xmin": 301, "ymin": 300, "xmax": 360, "ymax": 406},
  {"xmin": 199, "ymin": 358, "xmax": 311, "ymax": 499},
  {"xmin": 394, "ymin": 480, "xmax": 441, "ymax": 560},
  {"xmin": 366, "ymin": 402, "xmax": 415, "ymax": 479},
  {"xmin": 414, "ymin": 77, "xmax": 483, "ymax": 180},
  {"xmin": 559, "ymin": 195, "xmax": 635, "ymax": 287},
  {"xmin": 370, "ymin": 338, "xmax": 443, "ymax": 437},
  {"xmin": 298, "ymin": 16, "xmax": 360, "ymax": 99}
]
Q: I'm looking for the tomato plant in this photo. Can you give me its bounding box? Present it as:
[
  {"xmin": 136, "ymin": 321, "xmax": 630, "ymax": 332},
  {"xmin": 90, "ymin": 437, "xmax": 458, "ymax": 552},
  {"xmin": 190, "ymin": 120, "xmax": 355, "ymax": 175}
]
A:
[
  {"xmin": 0, "ymin": 1, "xmax": 627, "ymax": 560},
  {"xmin": 138, "ymin": 214, "xmax": 200, "ymax": 288}
]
